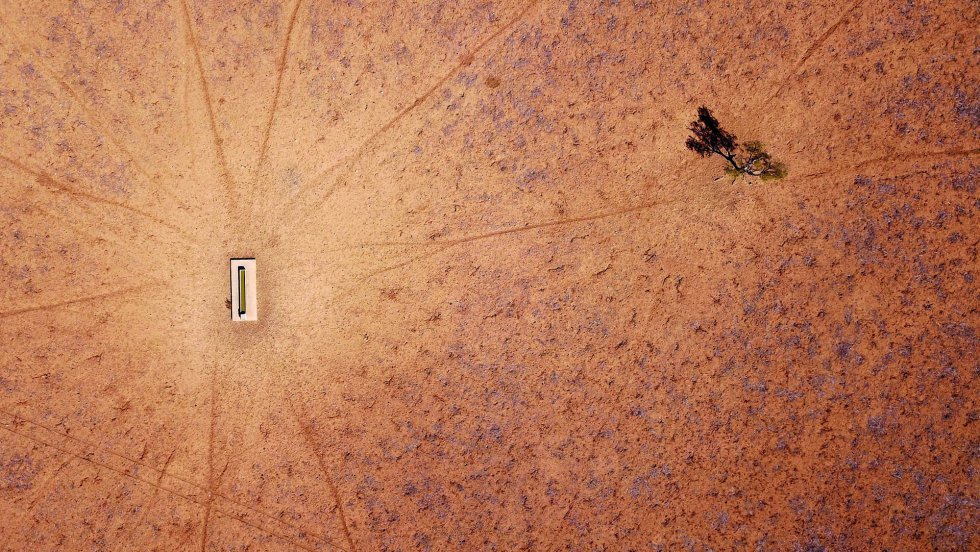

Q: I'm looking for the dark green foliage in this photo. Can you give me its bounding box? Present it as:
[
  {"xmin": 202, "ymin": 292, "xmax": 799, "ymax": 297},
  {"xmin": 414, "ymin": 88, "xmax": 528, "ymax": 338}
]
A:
[
  {"xmin": 740, "ymin": 141, "xmax": 788, "ymax": 180},
  {"xmin": 685, "ymin": 107, "xmax": 788, "ymax": 182}
]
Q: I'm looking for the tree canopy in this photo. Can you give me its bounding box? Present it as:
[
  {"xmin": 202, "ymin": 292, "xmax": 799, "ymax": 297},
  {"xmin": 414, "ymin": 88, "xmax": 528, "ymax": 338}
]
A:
[{"xmin": 685, "ymin": 106, "xmax": 787, "ymax": 181}]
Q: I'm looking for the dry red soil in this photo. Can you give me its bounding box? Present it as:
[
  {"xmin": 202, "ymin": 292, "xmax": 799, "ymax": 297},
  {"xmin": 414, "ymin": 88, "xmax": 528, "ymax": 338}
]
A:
[{"xmin": 1, "ymin": 1, "xmax": 978, "ymax": 550}]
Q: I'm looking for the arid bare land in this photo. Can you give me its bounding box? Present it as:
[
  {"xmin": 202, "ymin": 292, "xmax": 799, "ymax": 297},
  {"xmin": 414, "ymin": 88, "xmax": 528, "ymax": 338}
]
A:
[{"xmin": 1, "ymin": 1, "xmax": 977, "ymax": 550}]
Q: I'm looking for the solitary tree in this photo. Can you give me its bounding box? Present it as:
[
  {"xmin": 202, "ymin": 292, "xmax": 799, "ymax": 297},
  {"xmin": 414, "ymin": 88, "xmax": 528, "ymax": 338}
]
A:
[{"xmin": 685, "ymin": 106, "xmax": 787, "ymax": 182}]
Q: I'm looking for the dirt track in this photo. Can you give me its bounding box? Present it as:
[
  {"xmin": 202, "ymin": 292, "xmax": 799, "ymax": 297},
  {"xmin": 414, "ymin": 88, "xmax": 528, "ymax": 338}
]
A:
[{"xmin": 1, "ymin": 1, "xmax": 978, "ymax": 550}]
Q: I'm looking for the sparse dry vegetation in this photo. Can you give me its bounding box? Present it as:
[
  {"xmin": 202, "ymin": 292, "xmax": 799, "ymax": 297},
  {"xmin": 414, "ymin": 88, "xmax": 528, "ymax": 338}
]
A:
[{"xmin": 1, "ymin": 1, "xmax": 977, "ymax": 550}]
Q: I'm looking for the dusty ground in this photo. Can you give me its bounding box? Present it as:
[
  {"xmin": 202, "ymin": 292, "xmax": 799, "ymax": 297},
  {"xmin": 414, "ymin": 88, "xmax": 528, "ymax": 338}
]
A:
[{"xmin": 0, "ymin": 0, "xmax": 978, "ymax": 550}]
